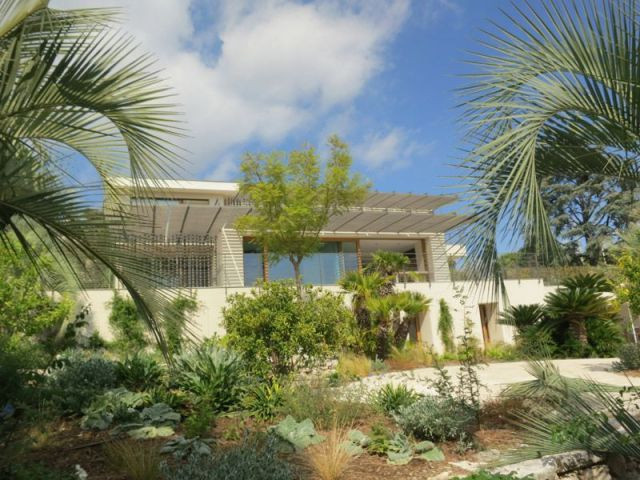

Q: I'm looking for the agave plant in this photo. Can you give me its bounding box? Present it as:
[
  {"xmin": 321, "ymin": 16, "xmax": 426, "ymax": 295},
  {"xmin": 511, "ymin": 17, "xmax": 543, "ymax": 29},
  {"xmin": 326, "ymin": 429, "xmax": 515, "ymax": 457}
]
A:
[
  {"xmin": 0, "ymin": 1, "xmax": 183, "ymax": 354},
  {"xmin": 456, "ymin": 0, "xmax": 640, "ymax": 286}
]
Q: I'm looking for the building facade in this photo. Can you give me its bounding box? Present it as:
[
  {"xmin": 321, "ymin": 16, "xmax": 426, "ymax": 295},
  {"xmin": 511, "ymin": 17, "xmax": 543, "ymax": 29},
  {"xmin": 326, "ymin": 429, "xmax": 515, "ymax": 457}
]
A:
[{"xmin": 81, "ymin": 178, "xmax": 556, "ymax": 352}]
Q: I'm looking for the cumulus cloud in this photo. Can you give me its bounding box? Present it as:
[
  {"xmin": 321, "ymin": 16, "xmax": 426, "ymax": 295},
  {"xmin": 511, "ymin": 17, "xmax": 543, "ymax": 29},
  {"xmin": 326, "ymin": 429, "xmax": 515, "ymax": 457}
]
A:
[
  {"xmin": 53, "ymin": 0, "xmax": 410, "ymax": 178},
  {"xmin": 354, "ymin": 128, "xmax": 435, "ymax": 170}
]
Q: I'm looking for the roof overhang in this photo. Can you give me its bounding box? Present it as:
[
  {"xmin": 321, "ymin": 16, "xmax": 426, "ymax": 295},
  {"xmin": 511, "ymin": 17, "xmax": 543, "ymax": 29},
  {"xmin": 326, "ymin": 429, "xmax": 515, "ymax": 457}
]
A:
[{"xmin": 126, "ymin": 204, "xmax": 468, "ymax": 238}]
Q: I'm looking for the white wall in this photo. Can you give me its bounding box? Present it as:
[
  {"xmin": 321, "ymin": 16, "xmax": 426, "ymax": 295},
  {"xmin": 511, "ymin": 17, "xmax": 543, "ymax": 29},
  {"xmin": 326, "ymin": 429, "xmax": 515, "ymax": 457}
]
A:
[{"xmin": 79, "ymin": 279, "xmax": 556, "ymax": 353}]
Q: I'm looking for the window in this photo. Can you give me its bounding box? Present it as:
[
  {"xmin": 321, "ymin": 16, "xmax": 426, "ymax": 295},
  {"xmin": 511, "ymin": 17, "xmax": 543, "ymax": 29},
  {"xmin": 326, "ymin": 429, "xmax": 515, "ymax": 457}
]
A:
[{"xmin": 242, "ymin": 239, "xmax": 359, "ymax": 286}]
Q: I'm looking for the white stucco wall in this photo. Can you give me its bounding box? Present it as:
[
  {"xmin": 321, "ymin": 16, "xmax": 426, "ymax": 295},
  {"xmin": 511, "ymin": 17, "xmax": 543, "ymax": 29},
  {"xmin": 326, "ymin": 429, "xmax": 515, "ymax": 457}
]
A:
[{"xmin": 78, "ymin": 279, "xmax": 557, "ymax": 353}]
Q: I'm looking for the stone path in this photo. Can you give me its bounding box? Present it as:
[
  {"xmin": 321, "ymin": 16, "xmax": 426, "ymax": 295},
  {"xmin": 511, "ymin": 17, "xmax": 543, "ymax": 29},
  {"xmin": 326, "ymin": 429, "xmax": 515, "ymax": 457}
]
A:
[{"xmin": 356, "ymin": 358, "xmax": 640, "ymax": 399}]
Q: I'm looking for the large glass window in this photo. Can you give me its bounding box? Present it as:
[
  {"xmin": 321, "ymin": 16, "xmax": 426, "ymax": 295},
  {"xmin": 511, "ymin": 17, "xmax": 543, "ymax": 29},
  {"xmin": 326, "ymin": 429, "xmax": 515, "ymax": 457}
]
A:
[{"xmin": 243, "ymin": 239, "xmax": 359, "ymax": 286}]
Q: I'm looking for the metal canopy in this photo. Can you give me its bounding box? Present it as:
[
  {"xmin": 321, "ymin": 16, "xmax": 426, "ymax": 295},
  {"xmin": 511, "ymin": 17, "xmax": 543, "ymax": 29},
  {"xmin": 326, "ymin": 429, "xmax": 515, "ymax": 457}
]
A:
[
  {"xmin": 129, "ymin": 204, "xmax": 467, "ymax": 237},
  {"xmin": 363, "ymin": 192, "xmax": 457, "ymax": 211}
]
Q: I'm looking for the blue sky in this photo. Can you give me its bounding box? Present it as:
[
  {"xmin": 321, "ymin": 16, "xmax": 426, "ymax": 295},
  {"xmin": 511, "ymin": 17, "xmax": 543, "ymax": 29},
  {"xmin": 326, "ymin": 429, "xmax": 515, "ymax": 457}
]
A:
[{"xmin": 53, "ymin": 0, "xmax": 535, "ymax": 216}]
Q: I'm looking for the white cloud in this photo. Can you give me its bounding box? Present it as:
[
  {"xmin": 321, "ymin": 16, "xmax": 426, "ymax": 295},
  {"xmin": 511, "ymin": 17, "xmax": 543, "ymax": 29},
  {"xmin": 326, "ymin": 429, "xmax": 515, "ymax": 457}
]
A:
[
  {"xmin": 355, "ymin": 127, "xmax": 434, "ymax": 170},
  {"xmin": 52, "ymin": 0, "xmax": 410, "ymax": 179}
]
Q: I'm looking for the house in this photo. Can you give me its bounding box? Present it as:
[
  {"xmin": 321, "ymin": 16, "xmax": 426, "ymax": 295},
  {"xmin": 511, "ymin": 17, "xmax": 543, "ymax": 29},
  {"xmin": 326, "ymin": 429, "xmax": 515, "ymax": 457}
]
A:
[{"xmin": 82, "ymin": 178, "xmax": 556, "ymax": 352}]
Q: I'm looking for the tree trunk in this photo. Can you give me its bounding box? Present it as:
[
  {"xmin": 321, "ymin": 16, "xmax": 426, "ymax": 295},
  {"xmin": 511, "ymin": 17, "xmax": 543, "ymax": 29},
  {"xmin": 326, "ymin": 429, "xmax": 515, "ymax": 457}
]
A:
[
  {"xmin": 291, "ymin": 259, "xmax": 303, "ymax": 296},
  {"xmin": 376, "ymin": 319, "xmax": 391, "ymax": 360},
  {"xmin": 394, "ymin": 318, "xmax": 411, "ymax": 348},
  {"xmin": 569, "ymin": 316, "xmax": 589, "ymax": 346}
]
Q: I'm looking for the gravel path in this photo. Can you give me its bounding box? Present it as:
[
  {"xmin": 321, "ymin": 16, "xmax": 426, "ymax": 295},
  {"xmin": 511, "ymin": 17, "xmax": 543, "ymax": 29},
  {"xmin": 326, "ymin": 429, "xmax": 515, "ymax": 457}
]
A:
[{"xmin": 354, "ymin": 358, "xmax": 640, "ymax": 399}]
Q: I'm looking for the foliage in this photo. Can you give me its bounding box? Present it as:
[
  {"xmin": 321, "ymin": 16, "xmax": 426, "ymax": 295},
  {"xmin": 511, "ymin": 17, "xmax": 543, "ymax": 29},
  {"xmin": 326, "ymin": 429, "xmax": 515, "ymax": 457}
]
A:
[
  {"xmin": 367, "ymin": 423, "xmax": 393, "ymax": 455},
  {"xmin": 483, "ymin": 342, "xmax": 520, "ymax": 362},
  {"xmin": 108, "ymin": 293, "xmax": 148, "ymax": 351},
  {"xmin": 336, "ymin": 353, "xmax": 372, "ymax": 379},
  {"xmin": 0, "ymin": 463, "xmax": 75, "ymax": 480},
  {"xmin": 278, "ymin": 379, "xmax": 372, "ymax": 430},
  {"xmin": 438, "ymin": 299, "xmax": 455, "ymax": 352},
  {"xmin": 0, "ymin": 243, "xmax": 73, "ymax": 341},
  {"xmin": 617, "ymin": 249, "xmax": 640, "ymax": 319},
  {"xmin": 104, "ymin": 440, "xmax": 161, "ymax": 480},
  {"xmin": 223, "ymin": 281, "xmax": 351, "ymax": 376},
  {"xmin": 539, "ymin": 174, "xmax": 638, "ymax": 265},
  {"xmin": 455, "ymin": 316, "xmax": 484, "ymax": 420},
  {"xmin": 270, "ymin": 416, "xmax": 325, "ymax": 452},
  {"xmin": 184, "ymin": 403, "xmax": 216, "ymax": 438},
  {"xmin": 0, "ymin": 335, "xmax": 48, "ymax": 405},
  {"xmin": 164, "ymin": 294, "xmax": 199, "ymax": 356},
  {"xmin": 116, "ymin": 353, "xmax": 165, "ymax": 392},
  {"xmin": 498, "ymin": 304, "xmax": 547, "ymax": 335},
  {"xmin": 387, "ymin": 341, "xmax": 433, "ymax": 370},
  {"xmin": 500, "ymin": 361, "xmax": 640, "ymax": 465},
  {"xmin": 48, "ymin": 354, "xmax": 118, "ymax": 413},
  {"xmin": 454, "ymin": 472, "xmax": 529, "ymax": 480},
  {"xmin": 386, "ymin": 432, "xmax": 444, "ymax": 465},
  {"xmin": 235, "ymin": 135, "xmax": 369, "ymax": 290},
  {"xmin": 373, "ymin": 384, "xmax": 419, "ymax": 415},
  {"xmin": 161, "ymin": 436, "xmax": 213, "ymax": 459},
  {"xmin": 242, "ymin": 380, "xmax": 287, "ymax": 420},
  {"xmin": 455, "ymin": 0, "xmax": 640, "ymax": 287},
  {"xmin": 173, "ymin": 344, "xmax": 245, "ymax": 414},
  {"xmin": 306, "ymin": 425, "xmax": 354, "ymax": 480},
  {"xmin": 0, "ymin": 0, "xmax": 183, "ymax": 358},
  {"xmin": 613, "ymin": 343, "xmax": 640, "ymax": 371},
  {"xmin": 394, "ymin": 395, "xmax": 476, "ymax": 443},
  {"xmin": 81, "ymin": 387, "xmax": 149, "ymax": 430},
  {"xmin": 161, "ymin": 435, "xmax": 295, "ymax": 480},
  {"xmin": 515, "ymin": 324, "xmax": 558, "ymax": 358}
]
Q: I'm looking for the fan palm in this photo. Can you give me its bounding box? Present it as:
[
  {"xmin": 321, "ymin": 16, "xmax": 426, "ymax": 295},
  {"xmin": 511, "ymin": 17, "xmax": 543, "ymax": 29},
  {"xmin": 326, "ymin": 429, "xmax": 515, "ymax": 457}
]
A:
[
  {"xmin": 457, "ymin": 0, "xmax": 640, "ymax": 286},
  {"xmin": 498, "ymin": 304, "xmax": 547, "ymax": 334},
  {"xmin": 367, "ymin": 295, "xmax": 401, "ymax": 360},
  {"xmin": 0, "ymin": 1, "xmax": 183, "ymax": 354},
  {"xmin": 366, "ymin": 251, "xmax": 410, "ymax": 296},
  {"xmin": 393, "ymin": 290, "xmax": 430, "ymax": 347},
  {"xmin": 339, "ymin": 271, "xmax": 384, "ymax": 332}
]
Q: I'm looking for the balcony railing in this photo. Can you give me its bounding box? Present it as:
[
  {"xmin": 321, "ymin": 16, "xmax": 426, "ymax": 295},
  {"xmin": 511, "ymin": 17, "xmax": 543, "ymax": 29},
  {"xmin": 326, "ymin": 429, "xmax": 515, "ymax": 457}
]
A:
[{"xmin": 450, "ymin": 264, "xmax": 617, "ymax": 285}]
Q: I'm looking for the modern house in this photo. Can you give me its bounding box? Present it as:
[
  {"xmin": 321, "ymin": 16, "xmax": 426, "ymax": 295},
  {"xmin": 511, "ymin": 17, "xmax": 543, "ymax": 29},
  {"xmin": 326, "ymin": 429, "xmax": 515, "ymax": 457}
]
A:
[{"xmin": 82, "ymin": 178, "xmax": 557, "ymax": 352}]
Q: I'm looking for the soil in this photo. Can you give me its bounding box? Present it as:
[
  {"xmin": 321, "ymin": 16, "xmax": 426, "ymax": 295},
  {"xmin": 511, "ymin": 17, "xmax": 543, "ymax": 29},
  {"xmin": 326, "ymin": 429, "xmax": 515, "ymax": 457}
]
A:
[
  {"xmin": 614, "ymin": 369, "xmax": 640, "ymax": 377},
  {"xmin": 18, "ymin": 418, "xmax": 523, "ymax": 480}
]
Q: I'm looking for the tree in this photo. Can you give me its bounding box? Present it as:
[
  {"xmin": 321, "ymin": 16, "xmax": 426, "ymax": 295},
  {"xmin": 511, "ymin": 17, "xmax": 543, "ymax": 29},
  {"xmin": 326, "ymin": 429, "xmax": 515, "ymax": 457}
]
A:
[
  {"xmin": 0, "ymin": 1, "xmax": 182, "ymax": 355},
  {"xmin": 365, "ymin": 250, "xmax": 410, "ymax": 296},
  {"xmin": 235, "ymin": 136, "xmax": 369, "ymax": 292},
  {"xmin": 456, "ymin": 0, "xmax": 640, "ymax": 284},
  {"xmin": 394, "ymin": 291, "xmax": 430, "ymax": 347},
  {"xmin": 540, "ymin": 174, "xmax": 638, "ymax": 265}
]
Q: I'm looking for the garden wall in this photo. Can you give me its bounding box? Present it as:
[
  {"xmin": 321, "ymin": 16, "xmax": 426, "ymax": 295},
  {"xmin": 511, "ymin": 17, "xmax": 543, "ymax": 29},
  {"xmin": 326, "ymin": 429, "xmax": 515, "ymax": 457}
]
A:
[{"xmin": 78, "ymin": 279, "xmax": 555, "ymax": 352}]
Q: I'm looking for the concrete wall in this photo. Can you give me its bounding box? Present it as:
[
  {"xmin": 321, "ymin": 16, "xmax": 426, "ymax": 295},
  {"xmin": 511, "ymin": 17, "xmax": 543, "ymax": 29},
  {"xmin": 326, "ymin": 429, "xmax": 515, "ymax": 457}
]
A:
[{"xmin": 79, "ymin": 279, "xmax": 556, "ymax": 353}]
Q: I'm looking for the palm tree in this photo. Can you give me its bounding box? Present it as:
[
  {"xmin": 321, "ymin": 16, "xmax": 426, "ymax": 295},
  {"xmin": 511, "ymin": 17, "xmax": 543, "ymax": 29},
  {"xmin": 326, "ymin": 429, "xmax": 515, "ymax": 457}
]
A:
[
  {"xmin": 366, "ymin": 295, "xmax": 400, "ymax": 360},
  {"xmin": 339, "ymin": 270, "xmax": 384, "ymax": 333},
  {"xmin": 366, "ymin": 250, "xmax": 410, "ymax": 296},
  {"xmin": 0, "ymin": 1, "xmax": 182, "ymax": 354},
  {"xmin": 393, "ymin": 291, "xmax": 430, "ymax": 347},
  {"xmin": 457, "ymin": 0, "xmax": 640, "ymax": 286},
  {"xmin": 498, "ymin": 304, "xmax": 547, "ymax": 334}
]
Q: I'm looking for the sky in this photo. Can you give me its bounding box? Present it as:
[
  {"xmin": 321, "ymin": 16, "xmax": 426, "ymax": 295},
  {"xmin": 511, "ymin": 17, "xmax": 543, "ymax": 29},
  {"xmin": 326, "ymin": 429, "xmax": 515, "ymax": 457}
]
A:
[{"xmin": 51, "ymin": 0, "xmax": 528, "ymax": 201}]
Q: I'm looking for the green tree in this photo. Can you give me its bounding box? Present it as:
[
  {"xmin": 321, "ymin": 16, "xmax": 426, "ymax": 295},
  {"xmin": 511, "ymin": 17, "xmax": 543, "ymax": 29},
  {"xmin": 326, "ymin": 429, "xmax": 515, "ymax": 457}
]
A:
[
  {"xmin": 0, "ymin": 1, "xmax": 182, "ymax": 354},
  {"xmin": 223, "ymin": 281, "xmax": 352, "ymax": 376},
  {"xmin": 365, "ymin": 250, "xmax": 410, "ymax": 296},
  {"xmin": 235, "ymin": 136, "xmax": 369, "ymax": 292},
  {"xmin": 540, "ymin": 174, "xmax": 638, "ymax": 265},
  {"xmin": 617, "ymin": 249, "xmax": 640, "ymax": 341},
  {"xmin": 457, "ymin": 0, "xmax": 640, "ymax": 284}
]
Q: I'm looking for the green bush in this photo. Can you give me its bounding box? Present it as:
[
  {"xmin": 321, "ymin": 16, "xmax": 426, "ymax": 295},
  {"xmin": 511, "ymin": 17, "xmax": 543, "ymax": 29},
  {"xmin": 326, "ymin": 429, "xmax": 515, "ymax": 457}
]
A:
[
  {"xmin": 48, "ymin": 354, "xmax": 118, "ymax": 413},
  {"xmin": 173, "ymin": 344, "xmax": 245, "ymax": 413},
  {"xmin": 116, "ymin": 353, "xmax": 165, "ymax": 392},
  {"xmin": 243, "ymin": 380, "xmax": 287, "ymax": 420},
  {"xmin": 223, "ymin": 281, "xmax": 351, "ymax": 376},
  {"xmin": 484, "ymin": 342, "xmax": 521, "ymax": 362},
  {"xmin": 278, "ymin": 379, "xmax": 371, "ymax": 430},
  {"xmin": 1, "ymin": 463, "xmax": 75, "ymax": 480},
  {"xmin": 161, "ymin": 436, "xmax": 295, "ymax": 480},
  {"xmin": 586, "ymin": 317, "xmax": 624, "ymax": 357},
  {"xmin": 516, "ymin": 324, "xmax": 558, "ymax": 358},
  {"xmin": 395, "ymin": 396, "xmax": 475, "ymax": 442},
  {"xmin": 0, "ymin": 335, "xmax": 48, "ymax": 405},
  {"xmin": 374, "ymin": 384, "xmax": 419, "ymax": 415},
  {"xmin": 184, "ymin": 403, "xmax": 216, "ymax": 438},
  {"xmin": 164, "ymin": 295, "xmax": 199, "ymax": 356},
  {"xmin": 108, "ymin": 293, "xmax": 147, "ymax": 351},
  {"xmin": 613, "ymin": 343, "xmax": 640, "ymax": 371}
]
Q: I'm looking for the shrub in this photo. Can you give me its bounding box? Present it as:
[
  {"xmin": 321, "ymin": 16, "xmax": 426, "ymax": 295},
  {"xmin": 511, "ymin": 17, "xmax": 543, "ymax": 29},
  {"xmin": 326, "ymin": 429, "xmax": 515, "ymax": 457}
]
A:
[
  {"xmin": 613, "ymin": 343, "xmax": 640, "ymax": 371},
  {"xmin": 48, "ymin": 354, "xmax": 118, "ymax": 413},
  {"xmin": 374, "ymin": 384, "xmax": 419, "ymax": 415},
  {"xmin": 161, "ymin": 435, "xmax": 295, "ymax": 480},
  {"xmin": 438, "ymin": 299, "xmax": 455, "ymax": 352},
  {"xmin": 336, "ymin": 353, "xmax": 372, "ymax": 379},
  {"xmin": 184, "ymin": 403, "xmax": 216, "ymax": 438},
  {"xmin": 116, "ymin": 353, "xmax": 165, "ymax": 392},
  {"xmin": 164, "ymin": 295, "xmax": 199, "ymax": 356},
  {"xmin": 306, "ymin": 425, "xmax": 353, "ymax": 480},
  {"xmin": 387, "ymin": 342, "xmax": 433, "ymax": 370},
  {"xmin": 395, "ymin": 396, "xmax": 476, "ymax": 442},
  {"xmin": 1, "ymin": 463, "xmax": 75, "ymax": 480},
  {"xmin": 586, "ymin": 317, "xmax": 624, "ymax": 357},
  {"xmin": 243, "ymin": 380, "xmax": 287, "ymax": 420},
  {"xmin": 279, "ymin": 379, "xmax": 371, "ymax": 430},
  {"xmin": 104, "ymin": 440, "xmax": 161, "ymax": 480},
  {"xmin": 173, "ymin": 344, "xmax": 245, "ymax": 413},
  {"xmin": 223, "ymin": 281, "xmax": 351, "ymax": 376},
  {"xmin": 0, "ymin": 335, "xmax": 48, "ymax": 405},
  {"xmin": 108, "ymin": 293, "xmax": 147, "ymax": 351},
  {"xmin": 516, "ymin": 324, "xmax": 558, "ymax": 358},
  {"xmin": 483, "ymin": 342, "xmax": 520, "ymax": 362}
]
